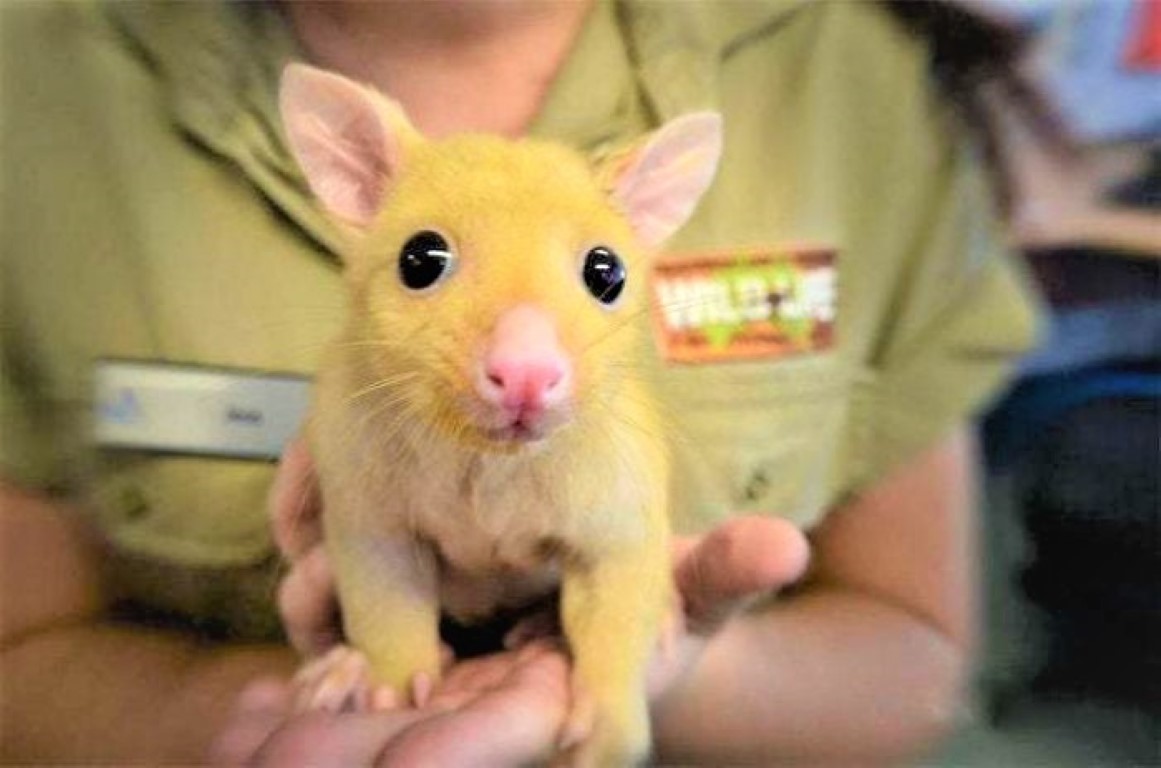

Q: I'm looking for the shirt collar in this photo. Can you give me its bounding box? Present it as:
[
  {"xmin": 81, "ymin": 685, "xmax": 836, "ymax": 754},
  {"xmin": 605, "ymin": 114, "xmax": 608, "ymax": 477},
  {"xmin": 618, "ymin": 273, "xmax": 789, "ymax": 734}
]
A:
[
  {"xmin": 527, "ymin": 0, "xmax": 643, "ymax": 152},
  {"xmin": 621, "ymin": 0, "xmax": 812, "ymax": 121},
  {"xmin": 535, "ymin": 0, "xmax": 812, "ymax": 146},
  {"xmin": 104, "ymin": 1, "xmax": 343, "ymax": 255},
  {"xmin": 102, "ymin": 0, "xmax": 809, "ymax": 256}
]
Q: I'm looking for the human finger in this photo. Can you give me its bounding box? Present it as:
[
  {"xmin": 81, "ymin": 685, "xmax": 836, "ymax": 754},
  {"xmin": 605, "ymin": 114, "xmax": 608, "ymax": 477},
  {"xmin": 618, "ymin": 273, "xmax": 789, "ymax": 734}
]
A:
[
  {"xmin": 277, "ymin": 544, "xmax": 342, "ymax": 657},
  {"xmin": 428, "ymin": 648, "xmax": 528, "ymax": 712},
  {"xmin": 268, "ymin": 433, "xmax": 323, "ymax": 560},
  {"xmin": 430, "ymin": 640, "xmax": 563, "ymax": 711},
  {"xmin": 377, "ymin": 647, "xmax": 570, "ymax": 768},
  {"xmin": 676, "ymin": 515, "xmax": 809, "ymax": 635},
  {"xmin": 208, "ymin": 678, "xmax": 294, "ymax": 765},
  {"xmin": 250, "ymin": 708, "xmax": 432, "ymax": 767}
]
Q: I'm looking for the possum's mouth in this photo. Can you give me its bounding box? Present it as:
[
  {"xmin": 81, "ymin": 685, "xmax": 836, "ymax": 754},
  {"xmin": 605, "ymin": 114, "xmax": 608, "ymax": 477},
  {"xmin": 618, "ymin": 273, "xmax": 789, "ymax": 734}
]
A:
[
  {"xmin": 479, "ymin": 414, "xmax": 552, "ymax": 444},
  {"xmin": 448, "ymin": 387, "xmax": 572, "ymax": 450},
  {"xmin": 470, "ymin": 402, "xmax": 574, "ymax": 448}
]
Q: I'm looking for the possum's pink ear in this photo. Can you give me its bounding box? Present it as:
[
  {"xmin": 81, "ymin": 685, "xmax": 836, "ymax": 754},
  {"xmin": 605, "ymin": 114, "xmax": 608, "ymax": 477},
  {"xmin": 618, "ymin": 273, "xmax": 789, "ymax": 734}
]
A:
[
  {"xmin": 609, "ymin": 113, "xmax": 722, "ymax": 249},
  {"xmin": 279, "ymin": 63, "xmax": 420, "ymax": 227}
]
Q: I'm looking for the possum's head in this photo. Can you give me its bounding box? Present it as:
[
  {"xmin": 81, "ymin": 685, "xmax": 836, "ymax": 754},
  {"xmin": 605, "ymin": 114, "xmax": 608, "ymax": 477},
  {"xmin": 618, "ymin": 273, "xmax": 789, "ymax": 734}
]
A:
[{"xmin": 281, "ymin": 64, "xmax": 720, "ymax": 450}]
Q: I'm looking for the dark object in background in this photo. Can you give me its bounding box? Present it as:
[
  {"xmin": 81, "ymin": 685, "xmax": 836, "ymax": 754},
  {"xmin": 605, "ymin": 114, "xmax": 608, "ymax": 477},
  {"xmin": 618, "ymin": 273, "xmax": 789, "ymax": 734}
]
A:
[
  {"xmin": 984, "ymin": 150, "xmax": 1160, "ymax": 710},
  {"xmin": 1025, "ymin": 147, "xmax": 1161, "ymax": 310},
  {"xmin": 1018, "ymin": 385, "xmax": 1160, "ymax": 705}
]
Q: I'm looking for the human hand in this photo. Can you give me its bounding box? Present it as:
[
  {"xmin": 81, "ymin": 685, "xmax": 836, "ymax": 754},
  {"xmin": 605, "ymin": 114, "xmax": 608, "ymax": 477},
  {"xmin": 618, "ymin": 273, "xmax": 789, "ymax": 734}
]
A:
[
  {"xmin": 645, "ymin": 515, "xmax": 810, "ymax": 707},
  {"xmin": 264, "ymin": 436, "xmax": 810, "ymax": 763},
  {"xmin": 267, "ymin": 434, "xmax": 340, "ymax": 657},
  {"xmin": 210, "ymin": 640, "xmax": 571, "ymax": 767},
  {"xmin": 977, "ymin": 82, "xmax": 1099, "ymax": 250}
]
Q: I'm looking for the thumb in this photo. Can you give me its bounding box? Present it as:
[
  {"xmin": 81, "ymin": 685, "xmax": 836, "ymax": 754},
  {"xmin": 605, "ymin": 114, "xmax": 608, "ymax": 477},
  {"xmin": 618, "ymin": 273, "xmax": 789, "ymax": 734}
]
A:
[
  {"xmin": 676, "ymin": 515, "xmax": 809, "ymax": 636},
  {"xmin": 269, "ymin": 433, "xmax": 323, "ymax": 560}
]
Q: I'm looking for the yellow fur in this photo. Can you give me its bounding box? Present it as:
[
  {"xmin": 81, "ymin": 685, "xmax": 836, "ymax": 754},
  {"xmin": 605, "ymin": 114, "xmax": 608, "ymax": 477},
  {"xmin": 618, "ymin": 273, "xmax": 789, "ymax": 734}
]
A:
[{"xmin": 310, "ymin": 132, "xmax": 672, "ymax": 766}]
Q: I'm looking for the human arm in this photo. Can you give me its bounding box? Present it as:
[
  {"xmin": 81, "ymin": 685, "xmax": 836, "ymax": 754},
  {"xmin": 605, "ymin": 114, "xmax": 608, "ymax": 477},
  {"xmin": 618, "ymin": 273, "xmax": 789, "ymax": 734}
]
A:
[
  {"xmin": 651, "ymin": 427, "xmax": 976, "ymax": 765},
  {"xmin": 0, "ymin": 480, "xmax": 297, "ymax": 763},
  {"xmin": 1017, "ymin": 203, "xmax": 1161, "ymax": 259},
  {"xmin": 986, "ymin": 82, "xmax": 1161, "ymax": 259}
]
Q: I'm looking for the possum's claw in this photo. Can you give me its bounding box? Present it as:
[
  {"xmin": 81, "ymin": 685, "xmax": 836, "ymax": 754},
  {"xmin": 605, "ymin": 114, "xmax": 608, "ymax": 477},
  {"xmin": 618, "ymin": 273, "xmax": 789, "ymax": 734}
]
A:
[
  {"xmin": 557, "ymin": 686, "xmax": 595, "ymax": 752},
  {"xmin": 410, "ymin": 670, "xmax": 434, "ymax": 708},
  {"xmin": 293, "ymin": 645, "xmax": 395, "ymax": 713},
  {"xmin": 556, "ymin": 681, "xmax": 649, "ymax": 767}
]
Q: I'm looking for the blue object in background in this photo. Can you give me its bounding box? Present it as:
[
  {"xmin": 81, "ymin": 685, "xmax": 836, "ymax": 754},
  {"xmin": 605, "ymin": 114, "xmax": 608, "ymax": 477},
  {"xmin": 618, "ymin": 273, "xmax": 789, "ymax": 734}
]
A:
[
  {"xmin": 984, "ymin": 366, "xmax": 1161, "ymax": 470},
  {"xmin": 985, "ymin": 0, "xmax": 1161, "ymax": 143}
]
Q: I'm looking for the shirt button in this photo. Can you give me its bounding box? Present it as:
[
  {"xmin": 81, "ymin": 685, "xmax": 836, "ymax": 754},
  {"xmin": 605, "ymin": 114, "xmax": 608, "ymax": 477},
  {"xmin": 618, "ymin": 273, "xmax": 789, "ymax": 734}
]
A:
[
  {"xmin": 119, "ymin": 486, "xmax": 150, "ymax": 521},
  {"xmin": 741, "ymin": 467, "xmax": 771, "ymax": 504}
]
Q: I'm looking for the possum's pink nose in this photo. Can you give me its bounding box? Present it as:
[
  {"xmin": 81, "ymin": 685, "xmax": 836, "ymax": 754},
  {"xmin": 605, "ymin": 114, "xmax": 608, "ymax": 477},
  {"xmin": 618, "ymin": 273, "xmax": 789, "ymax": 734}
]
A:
[{"xmin": 478, "ymin": 305, "xmax": 571, "ymax": 414}]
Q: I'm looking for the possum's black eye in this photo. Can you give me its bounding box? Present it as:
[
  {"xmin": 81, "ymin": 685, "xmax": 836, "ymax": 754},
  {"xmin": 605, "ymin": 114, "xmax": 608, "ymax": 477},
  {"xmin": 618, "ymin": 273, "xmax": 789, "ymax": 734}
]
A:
[
  {"xmin": 399, "ymin": 231, "xmax": 455, "ymax": 291},
  {"xmin": 582, "ymin": 247, "xmax": 626, "ymax": 306}
]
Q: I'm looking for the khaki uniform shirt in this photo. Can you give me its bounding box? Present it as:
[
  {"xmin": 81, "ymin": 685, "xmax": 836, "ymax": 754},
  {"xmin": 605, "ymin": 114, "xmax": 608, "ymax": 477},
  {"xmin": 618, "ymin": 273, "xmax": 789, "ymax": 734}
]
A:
[{"xmin": 1, "ymin": 1, "xmax": 1039, "ymax": 638}]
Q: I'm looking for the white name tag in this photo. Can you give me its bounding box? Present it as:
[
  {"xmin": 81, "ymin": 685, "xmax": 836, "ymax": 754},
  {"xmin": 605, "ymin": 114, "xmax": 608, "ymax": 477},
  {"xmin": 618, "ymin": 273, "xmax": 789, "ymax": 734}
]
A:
[{"xmin": 93, "ymin": 360, "xmax": 311, "ymax": 460}]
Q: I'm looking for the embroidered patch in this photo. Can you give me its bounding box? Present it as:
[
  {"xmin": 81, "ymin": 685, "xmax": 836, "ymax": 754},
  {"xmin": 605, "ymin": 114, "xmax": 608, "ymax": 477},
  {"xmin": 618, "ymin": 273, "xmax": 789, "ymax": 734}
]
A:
[{"xmin": 650, "ymin": 246, "xmax": 837, "ymax": 364}]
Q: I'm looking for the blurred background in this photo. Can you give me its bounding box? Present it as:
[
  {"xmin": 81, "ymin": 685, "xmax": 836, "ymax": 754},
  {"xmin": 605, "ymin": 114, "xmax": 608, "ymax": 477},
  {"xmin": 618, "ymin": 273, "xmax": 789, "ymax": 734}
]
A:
[
  {"xmin": 1, "ymin": 0, "xmax": 1156, "ymax": 764},
  {"xmin": 938, "ymin": 0, "xmax": 1158, "ymax": 764}
]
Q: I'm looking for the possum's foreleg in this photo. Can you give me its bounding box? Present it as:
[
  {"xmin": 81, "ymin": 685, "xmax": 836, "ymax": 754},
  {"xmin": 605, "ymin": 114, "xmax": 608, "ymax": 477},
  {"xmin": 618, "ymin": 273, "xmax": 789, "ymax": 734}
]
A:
[
  {"xmin": 327, "ymin": 527, "xmax": 443, "ymax": 700},
  {"xmin": 558, "ymin": 517, "xmax": 672, "ymax": 767}
]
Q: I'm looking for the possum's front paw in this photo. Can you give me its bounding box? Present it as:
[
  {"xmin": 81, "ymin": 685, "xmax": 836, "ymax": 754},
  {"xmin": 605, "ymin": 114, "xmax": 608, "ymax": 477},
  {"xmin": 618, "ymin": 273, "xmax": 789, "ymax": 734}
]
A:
[
  {"xmin": 293, "ymin": 645, "xmax": 399, "ymax": 713},
  {"xmin": 556, "ymin": 684, "xmax": 650, "ymax": 767}
]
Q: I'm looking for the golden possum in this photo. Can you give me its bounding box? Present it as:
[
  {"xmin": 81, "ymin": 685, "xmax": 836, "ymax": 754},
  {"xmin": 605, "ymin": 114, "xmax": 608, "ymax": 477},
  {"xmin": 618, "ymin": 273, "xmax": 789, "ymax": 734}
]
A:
[{"xmin": 279, "ymin": 64, "xmax": 721, "ymax": 765}]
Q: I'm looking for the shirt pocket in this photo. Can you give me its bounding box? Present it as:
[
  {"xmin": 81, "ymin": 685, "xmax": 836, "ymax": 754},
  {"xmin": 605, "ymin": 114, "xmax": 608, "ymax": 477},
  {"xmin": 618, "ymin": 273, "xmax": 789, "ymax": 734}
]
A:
[
  {"xmin": 652, "ymin": 353, "xmax": 854, "ymax": 533},
  {"xmin": 85, "ymin": 451, "xmax": 284, "ymax": 640},
  {"xmin": 89, "ymin": 451, "xmax": 277, "ymax": 567}
]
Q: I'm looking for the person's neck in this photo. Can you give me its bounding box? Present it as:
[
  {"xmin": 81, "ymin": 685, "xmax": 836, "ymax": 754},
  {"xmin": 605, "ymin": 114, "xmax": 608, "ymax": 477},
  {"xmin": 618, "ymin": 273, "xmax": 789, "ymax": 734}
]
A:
[{"xmin": 284, "ymin": 1, "xmax": 595, "ymax": 138}]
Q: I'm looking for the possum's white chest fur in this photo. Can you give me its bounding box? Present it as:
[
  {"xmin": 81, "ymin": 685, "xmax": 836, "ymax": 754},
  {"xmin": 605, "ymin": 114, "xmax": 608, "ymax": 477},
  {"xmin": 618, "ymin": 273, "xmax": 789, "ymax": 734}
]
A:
[
  {"xmin": 401, "ymin": 445, "xmax": 570, "ymax": 623},
  {"xmin": 318, "ymin": 399, "xmax": 629, "ymax": 625}
]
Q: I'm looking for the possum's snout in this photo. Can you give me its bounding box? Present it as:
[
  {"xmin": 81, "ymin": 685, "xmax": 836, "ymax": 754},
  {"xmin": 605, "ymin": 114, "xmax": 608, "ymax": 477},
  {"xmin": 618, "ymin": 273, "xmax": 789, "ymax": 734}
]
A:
[{"xmin": 472, "ymin": 304, "xmax": 573, "ymax": 442}]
